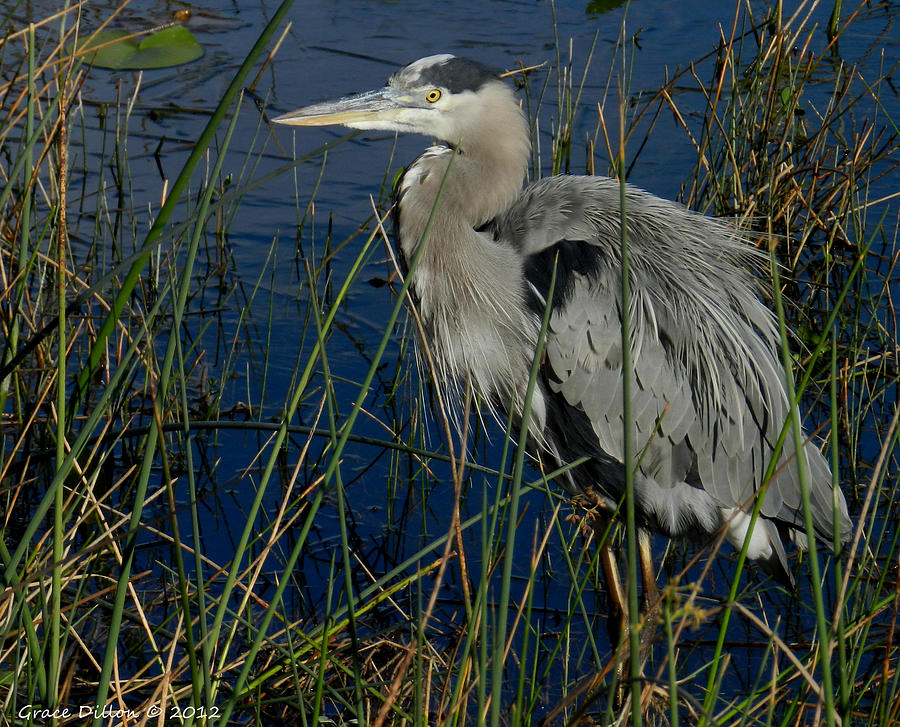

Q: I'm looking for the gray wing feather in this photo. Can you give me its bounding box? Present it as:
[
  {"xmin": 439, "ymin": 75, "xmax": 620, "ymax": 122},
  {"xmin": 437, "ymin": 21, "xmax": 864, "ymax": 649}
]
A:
[{"xmin": 496, "ymin": 175, "xmax": 850, "ymax": 542}]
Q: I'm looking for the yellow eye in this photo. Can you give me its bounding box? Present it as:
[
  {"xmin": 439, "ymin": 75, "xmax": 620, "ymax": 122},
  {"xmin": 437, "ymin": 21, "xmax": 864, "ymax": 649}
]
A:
[{"xmin": 425, "ymin": 89, "xmax": 442, "ymax": 103}]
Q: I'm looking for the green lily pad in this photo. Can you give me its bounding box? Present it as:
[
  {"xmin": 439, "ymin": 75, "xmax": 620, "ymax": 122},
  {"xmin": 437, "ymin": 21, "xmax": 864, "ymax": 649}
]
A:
[{"xmin": 72, "ymin": 26, "xmax": 203, "ymax": 70}]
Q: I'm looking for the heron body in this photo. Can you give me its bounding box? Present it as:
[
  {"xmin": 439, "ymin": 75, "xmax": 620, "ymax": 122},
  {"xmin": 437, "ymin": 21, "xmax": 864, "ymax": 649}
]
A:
[{"xmin": 275, "ymin": 54, "xmax": 851, "ymax": 584}]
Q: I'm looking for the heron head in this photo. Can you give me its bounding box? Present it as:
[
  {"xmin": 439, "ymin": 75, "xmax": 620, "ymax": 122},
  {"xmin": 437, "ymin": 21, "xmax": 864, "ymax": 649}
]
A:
[{"xmin": 274, "ymin": 54, "xmax": 519, "ymax": 147}]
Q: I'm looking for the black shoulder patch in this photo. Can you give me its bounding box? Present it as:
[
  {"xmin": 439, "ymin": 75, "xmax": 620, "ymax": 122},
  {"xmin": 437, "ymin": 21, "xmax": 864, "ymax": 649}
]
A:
[{"xmin": 523, "ymin": 239, "xmax": 606, "ymax": 314}]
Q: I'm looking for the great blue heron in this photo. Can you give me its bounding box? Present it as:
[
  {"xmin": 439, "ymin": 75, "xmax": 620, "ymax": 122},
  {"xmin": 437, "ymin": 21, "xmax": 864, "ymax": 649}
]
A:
[{"xmin": 274, "ymin": 54, "xmax": 851, "ymax": 589}]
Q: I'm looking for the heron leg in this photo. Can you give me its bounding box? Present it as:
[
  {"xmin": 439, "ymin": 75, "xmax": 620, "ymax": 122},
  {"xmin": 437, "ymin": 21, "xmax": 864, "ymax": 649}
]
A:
[
  {"xmin": 637, "ymin": 529, "xmax": 661, "ymax": 651},
  {"xmin": 595, "ymin": 524, "xmax": 660, "ymax": 645},
  {"xmin": 592, "ymin": 520, "xmax": 661, "ymax": 711},
  {"xmin": 597, "ymin": 530, "xmax": 628, "ymax": 648}
]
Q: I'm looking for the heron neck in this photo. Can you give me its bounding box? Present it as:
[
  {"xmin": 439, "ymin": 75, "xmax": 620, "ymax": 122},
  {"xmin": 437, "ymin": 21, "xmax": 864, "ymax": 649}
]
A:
[
  {"xmin": 397, "ymin": 86, "xmax": 530, "ymax": 259},
  {"xmin": 456, "ymin": 127, "xmax": 529, "ymax": 224},
  {"xmin": 450, "ymin": 84, "xmax": 531, "ymax": 226},
  {"xmin": 394, "ymin": 92, "xmax": 536, "ymax": 411}
]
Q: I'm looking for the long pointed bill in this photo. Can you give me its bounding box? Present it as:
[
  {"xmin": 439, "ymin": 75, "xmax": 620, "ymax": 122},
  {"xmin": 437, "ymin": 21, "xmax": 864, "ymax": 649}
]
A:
[{"xmin": 273, "ymin": 88, "xmax": 410, "ymax": 128}]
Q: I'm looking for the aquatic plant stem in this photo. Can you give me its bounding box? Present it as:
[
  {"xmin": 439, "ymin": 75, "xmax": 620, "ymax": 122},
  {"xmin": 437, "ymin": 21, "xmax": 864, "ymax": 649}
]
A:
[
  {"xmin": 827, "ymin": 0, "xmax": 842, "ymax": 42},
  {"xmin": 769, "ymin": 223, "xmax": 835, "ymax": 727},
  {"xmin": 50, "ymin": 38, "xmax": 69, "ymax": 715},
  {"xmin": 831, "ymin": 331, "xmax": 849, "ymax": 721},
  {"xmin": 619, "ymin": 93, "xmax": 642, "ymax": 727}
]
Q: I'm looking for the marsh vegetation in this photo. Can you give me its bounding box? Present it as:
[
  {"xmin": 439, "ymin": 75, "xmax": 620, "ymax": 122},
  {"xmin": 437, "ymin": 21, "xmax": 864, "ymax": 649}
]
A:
[{"xmin": 1, "ymin": 0, "xmax": 897, "ymax": 725}]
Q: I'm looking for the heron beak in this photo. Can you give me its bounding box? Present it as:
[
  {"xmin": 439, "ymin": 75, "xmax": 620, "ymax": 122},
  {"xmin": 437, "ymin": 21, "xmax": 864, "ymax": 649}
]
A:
[{"xmin": 273, "ymin": 88, "xmax": 409, "ymax": 128}]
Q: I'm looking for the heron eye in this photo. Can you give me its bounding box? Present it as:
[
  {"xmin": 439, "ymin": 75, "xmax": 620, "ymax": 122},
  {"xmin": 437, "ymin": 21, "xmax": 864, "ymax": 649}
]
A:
[{"xmin": 425, "ymin": 89, "xmax": 442, "ymax": 103}]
